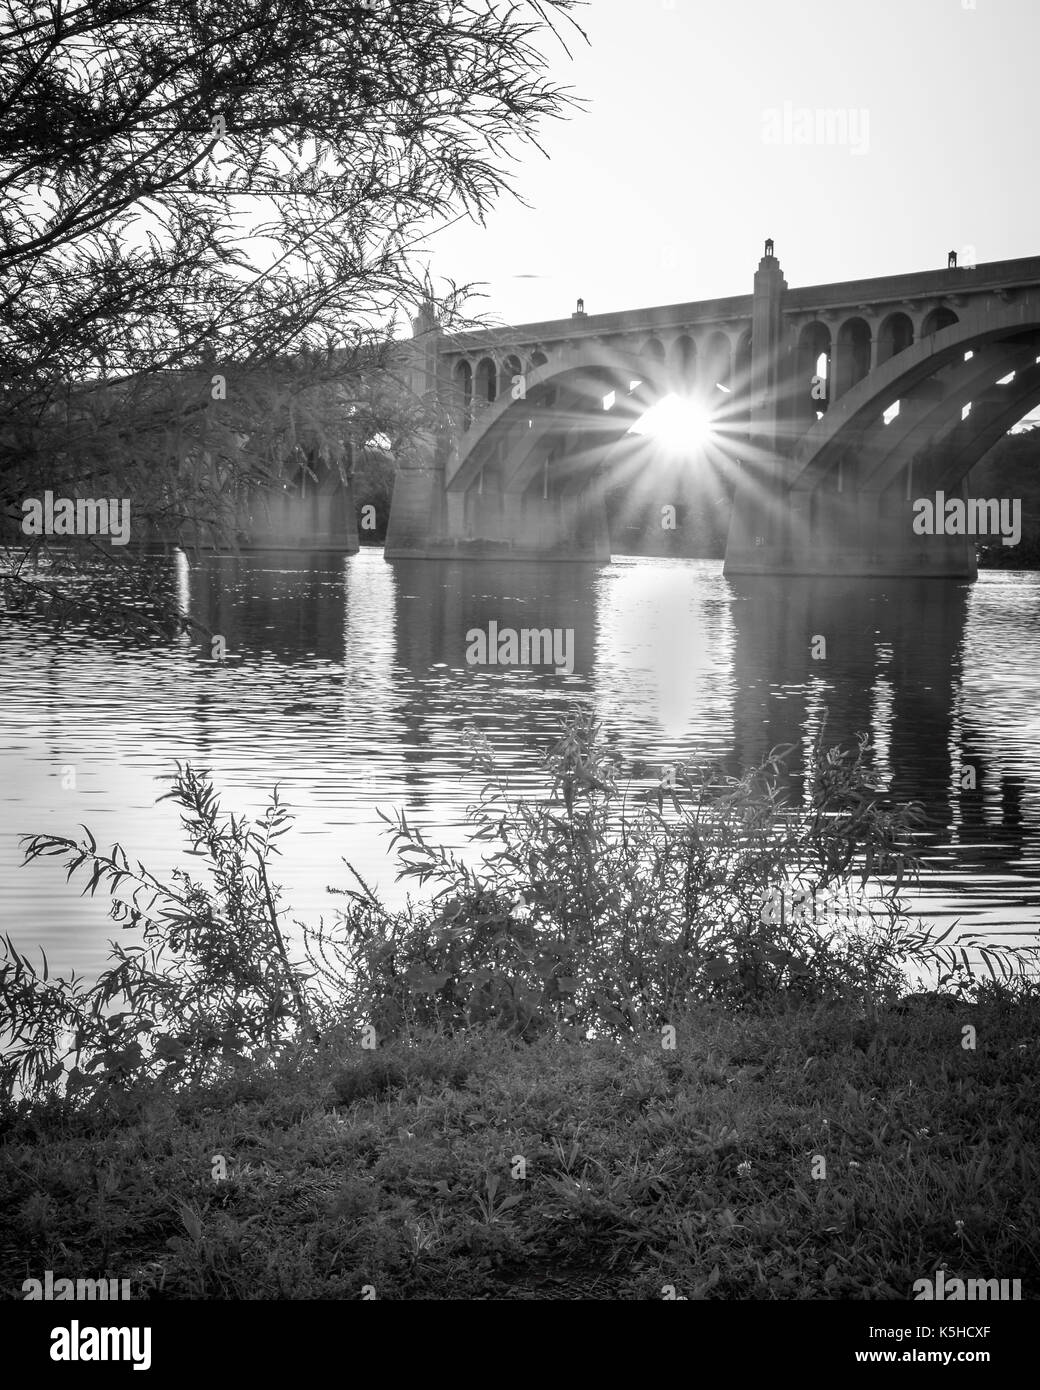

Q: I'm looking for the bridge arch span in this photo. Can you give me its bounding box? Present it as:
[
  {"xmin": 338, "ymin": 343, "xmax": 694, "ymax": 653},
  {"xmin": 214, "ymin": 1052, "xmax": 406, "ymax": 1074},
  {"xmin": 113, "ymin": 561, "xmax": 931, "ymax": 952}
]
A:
[
  {"xmin": 790, "ymin": 296, "xmax": 1040, "ymax": 493},
  {"xmin": 926, "ymin": 357, "xmax": 1040, "ymax": 493},
  {"xmin": 846, "ymin": 341, "xmax": 1039, "ymax": 494},
  {"xmin": 446, "ymin": 344, "xmax": 656, "ymax": 491}
]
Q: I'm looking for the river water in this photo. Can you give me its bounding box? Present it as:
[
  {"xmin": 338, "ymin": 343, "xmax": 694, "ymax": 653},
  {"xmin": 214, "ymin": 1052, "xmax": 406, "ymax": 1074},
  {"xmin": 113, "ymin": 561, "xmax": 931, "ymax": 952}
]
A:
[{"xmin": 2, "ymin": 547, "xmax": 1039, "ymax": 983}]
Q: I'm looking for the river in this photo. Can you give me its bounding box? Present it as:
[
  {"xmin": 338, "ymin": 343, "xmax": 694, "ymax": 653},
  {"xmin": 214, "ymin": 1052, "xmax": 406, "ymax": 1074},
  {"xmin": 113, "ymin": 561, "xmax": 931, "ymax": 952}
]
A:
[{"xmin": 2, "ymin": 548, "xmax": 1039, "ymax": 983}]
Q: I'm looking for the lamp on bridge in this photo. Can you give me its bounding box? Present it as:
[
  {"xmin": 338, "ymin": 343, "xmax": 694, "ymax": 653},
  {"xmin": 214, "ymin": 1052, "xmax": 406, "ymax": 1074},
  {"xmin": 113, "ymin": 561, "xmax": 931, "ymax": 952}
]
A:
[
  {"xmin": 948, "ymin": 250, "xmax": 958, "ymax": 270},
  {"xmin": 764, "ymin": 238, "xmax": 775, "ymax": 258},
  {"xmin": 573, "ymin": 297, "xmax": 587, "ymax": 318}
]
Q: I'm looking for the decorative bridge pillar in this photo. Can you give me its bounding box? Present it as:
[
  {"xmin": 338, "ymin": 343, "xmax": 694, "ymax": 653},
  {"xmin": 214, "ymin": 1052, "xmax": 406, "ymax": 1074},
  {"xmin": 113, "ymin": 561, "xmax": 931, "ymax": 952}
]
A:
[
  {"xmin": 383, "ymin": 300, "xmax": 448, "ymax": 559},
  {"xmin": 724, "ymin": 242, "xmax": 791, "ymax": 573}
]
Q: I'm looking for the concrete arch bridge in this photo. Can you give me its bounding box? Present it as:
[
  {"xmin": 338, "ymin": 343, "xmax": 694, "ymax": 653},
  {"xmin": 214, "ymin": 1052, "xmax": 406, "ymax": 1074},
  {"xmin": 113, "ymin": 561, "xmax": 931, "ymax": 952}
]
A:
[{"xmin": 385, "ymin": 248, "xmax": 1040, "ymax": 576}]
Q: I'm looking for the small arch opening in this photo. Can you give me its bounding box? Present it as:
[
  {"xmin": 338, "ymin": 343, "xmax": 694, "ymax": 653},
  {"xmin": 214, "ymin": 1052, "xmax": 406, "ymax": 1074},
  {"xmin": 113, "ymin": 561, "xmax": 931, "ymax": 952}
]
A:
[
  {"xmin": 703, "ymin": 330, "xmax": 731, "ymax": 393},
  {"xmin": 793, "ymin": 321, "xmax": 832, "ymax": 425},
  {"xmin": 921, "ymin": 306, "xmax": 959, "ymax": 337},
  {"xmin": 671, "ymin": 334, "xmax": 697, "ymax": 391},
  {"xmin": 834, "ymin": 316, "xmax": 871, "ymax": 400},
  {"xmin": 475, "ymin": 357, "xmax": 497, "ymax": 404},
  {"xmin": 877, "ymin": 312, "xmax": 914, "ymax": 365},
  {"xmin": 454, "ymin": 359, "xmax": 473, "ymax": 430}
]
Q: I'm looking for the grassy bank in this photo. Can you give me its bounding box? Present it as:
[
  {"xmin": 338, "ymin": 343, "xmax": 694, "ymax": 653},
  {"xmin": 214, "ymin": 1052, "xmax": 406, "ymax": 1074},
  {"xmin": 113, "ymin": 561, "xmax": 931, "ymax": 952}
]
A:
[
  {"xmin": 2, "ymin": 990, "xmax": 1038, "ymax": 1300},
  {"xmin": 2, "ymin": 710, "xmax": 1038, "ymax": 1299}
]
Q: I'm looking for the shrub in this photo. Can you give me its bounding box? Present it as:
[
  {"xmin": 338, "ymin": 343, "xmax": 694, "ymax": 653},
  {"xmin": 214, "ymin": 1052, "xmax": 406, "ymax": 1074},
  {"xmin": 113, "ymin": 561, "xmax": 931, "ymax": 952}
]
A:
[
  {"xmin": 305, "ymin": 708, "xmax": 1036, "ymax": 1040},
  {"xmin": 3, "ymin": 766, "xmax": 315, "ymax": 1102},
  {"xmin": 4, "ymin": 707, "xmax": 1035, "ymax": 1104}
]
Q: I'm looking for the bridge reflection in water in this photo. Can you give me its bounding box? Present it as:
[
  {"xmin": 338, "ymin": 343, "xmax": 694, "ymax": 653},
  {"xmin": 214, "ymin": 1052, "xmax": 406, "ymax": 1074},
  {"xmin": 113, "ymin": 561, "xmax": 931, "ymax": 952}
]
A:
[{"xmin": 2, "ymin": 550, "xmax": 1038, "ymax": 981}]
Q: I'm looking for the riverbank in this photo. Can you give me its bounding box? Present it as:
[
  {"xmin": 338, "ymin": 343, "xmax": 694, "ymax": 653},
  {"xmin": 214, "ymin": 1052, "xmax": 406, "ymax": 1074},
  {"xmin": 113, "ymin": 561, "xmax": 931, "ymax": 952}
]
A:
[{"xmin": 3, "ymin": 990, "xmax": 1037, "ymax": 1301}]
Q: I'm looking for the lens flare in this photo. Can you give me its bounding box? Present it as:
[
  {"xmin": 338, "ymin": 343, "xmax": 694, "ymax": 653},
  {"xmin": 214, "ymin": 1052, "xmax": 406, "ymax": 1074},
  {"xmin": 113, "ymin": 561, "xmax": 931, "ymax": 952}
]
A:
[{"xmin": 630, "ymin": 393, "xmax": 715, "ymax": 453}]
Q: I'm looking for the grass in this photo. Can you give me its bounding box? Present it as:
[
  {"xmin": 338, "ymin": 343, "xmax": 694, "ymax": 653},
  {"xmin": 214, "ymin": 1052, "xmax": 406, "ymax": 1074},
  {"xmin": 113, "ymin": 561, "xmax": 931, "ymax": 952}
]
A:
[
  {"xmin": 3, "ymin": 988, "xmax": 1038, "ymax": 1301},
  {"xmin": 3, "ymin": 711, "xmax": 1037, "ymax": 1300}
]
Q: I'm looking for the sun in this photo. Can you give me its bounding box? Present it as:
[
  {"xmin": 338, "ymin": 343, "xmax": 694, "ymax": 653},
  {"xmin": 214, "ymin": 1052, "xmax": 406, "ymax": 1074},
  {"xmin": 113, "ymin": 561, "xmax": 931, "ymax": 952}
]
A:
[{"xmin": 629, "ymin": 392, "xmax": 715, "ymax": 453}]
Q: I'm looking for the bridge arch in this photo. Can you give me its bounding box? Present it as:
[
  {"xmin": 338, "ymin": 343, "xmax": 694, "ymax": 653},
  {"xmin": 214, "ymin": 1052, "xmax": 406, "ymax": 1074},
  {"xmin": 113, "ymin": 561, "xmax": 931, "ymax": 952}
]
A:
[
  {"xmin": 731, "ymin": 329, "xmax": 754, "ymax": 429},
  {"xmin": 671, "ymin": 334, "xmax": 697, "ymax": 391},
  {"xmin": 503, "ymin": 354, "xmax": 523, "ymax": 389},
  {"xmin": 833, "ymin": 316, "xmax": 872, "ymax": 400},
  {"xmin": 843, "ymin": 341, "xmax": 1039, "ymax": 495},
  {"xmin": 922, "ymin": 305, "xmax": 959, "ymax": 337},
  {"xmin": 734, "ymin": 328, "xmax": 753, "ymax": 384},
  {"xmin": 929, "ymin": 358, "xmax": 1040, "ymax": 492},
  {"xmin": 790, "ymin": 297, "xmax": 1040, "ymax": 494},
  {"xmin": 877, "ymin": 311, "xmax": 914, "ymax": 364},
  {"xmin": 793, "ymin": 320, "xmax": 832, "ymax": 427},
  {"xmin": 446, "ymin": 343, "xmax": 656, "ymax": 494},
  {"xmin": 454, "ymin": 359, "xmax": 473, "ymax": 430},
  {"xmin": 702, "ymin": 330, "xmax": 732, "ymax": 391},
  {"xmin": 474, "ymin": 356, "xmax": 497, "ymax": 405}
]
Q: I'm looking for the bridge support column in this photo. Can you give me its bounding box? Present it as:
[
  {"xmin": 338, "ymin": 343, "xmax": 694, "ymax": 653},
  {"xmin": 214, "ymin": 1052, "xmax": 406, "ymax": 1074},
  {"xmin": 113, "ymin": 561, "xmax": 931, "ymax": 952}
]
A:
[
  {"xmin": 729, "ymin": 474, "xmax": 978, "ymax": 577},
  {"xmin": 214, "ymin": 466, "xmax": 359, "ymax": 551},
  {"xmin": 383, "ymin": 442, "xmax": 448, "ymax": 558},
  {"xmin": 445, "ymin": 486, "xmax": 467, "ymax": 539},
  {"xmin": 725, "ymin": 244, "xmax": 793, "ymax": 574},
  {"xmin": 385, "ymin": 302, "xmax": 454, "ymax": 560},
  {"xmin": 561, "ymin": 473, "xmax": 611, "ymax": 560}
]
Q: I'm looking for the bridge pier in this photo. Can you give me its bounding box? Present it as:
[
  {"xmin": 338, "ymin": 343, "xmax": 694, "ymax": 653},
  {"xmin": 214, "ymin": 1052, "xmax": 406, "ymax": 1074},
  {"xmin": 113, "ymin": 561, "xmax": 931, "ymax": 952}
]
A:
[
  {"xmin": 723, "ymin": 468, "xmax": 977, "ymax": 577},
  {"xmin": 385, "ymin": 440, "xmax": 611, "ymax": 561},
  {"xmin": 383, "ymin": 439, "xmax": 448, "ymax": 559},
  {"xmin": 238, "ymin": 473, "xmax": 359, "ymax": 551},
  {"xmin": 134, "ymin": 465, "xmax": 359, "ymax": 552}
]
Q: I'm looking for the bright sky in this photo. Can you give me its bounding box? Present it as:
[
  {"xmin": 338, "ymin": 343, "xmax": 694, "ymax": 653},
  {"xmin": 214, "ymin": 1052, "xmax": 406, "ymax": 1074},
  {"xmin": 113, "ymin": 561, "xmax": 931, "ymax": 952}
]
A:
[{"xmin": 426, "ymin": 0, "xmax": 1039, "ymax": 331}]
